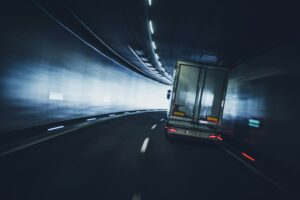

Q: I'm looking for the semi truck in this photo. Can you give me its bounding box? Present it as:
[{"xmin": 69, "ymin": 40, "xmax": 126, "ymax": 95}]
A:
[{"xmin": 165, "ymin": 61, "xmax": 228, "ymax": 141}]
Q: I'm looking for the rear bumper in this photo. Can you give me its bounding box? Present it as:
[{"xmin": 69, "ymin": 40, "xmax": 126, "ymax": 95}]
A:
[{"xmin": 165, "ymin": 121, "xmax": 223, "ymax": 141}]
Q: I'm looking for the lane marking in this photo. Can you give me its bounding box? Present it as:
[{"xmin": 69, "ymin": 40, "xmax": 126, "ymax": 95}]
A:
[
  {"xmin": 140, "ymin": 137, "xmax": 149, "ymax": 153},
  {"xmin": 151, "ymin": 124, "xmax": 157, "ymax": 130},
  {"xmin": 47, "ymin": 125, "xmax": 64, "ymax": 131},
  {"xmin": 132, "ymin": 193, "xmax": 141, "ymax": 200},
  {"xmin": 86, "ymin": 118, "xmax": 96, "ymax": 121},
  {"xmin": 0, "ymin": 110, "xmax": 165, "ymax": 157},
  {"xmin": 160, "ymin": 118, "xmax": 164, "ymax": 122},
  {"xmin": 1, "ymin": 116, "xmax": 115, "ymax": 157}
]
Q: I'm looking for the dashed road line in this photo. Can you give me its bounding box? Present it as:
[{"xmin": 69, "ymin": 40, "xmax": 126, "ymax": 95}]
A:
[
  {"xmin": 140, "ymin": 137, "xmax": 149, "ymax": 153},
  {"xmin": 160, "ymin": 118, "xmax": 164, "ymax": 122},
  {"xmin": 86, "ymin": 118, "xmax": 96, "ymax": 121},
  {"xmin": 151, "ymin": 124, "xmax": 157, "ymax": 130},
  {"xmin": 47, "ymin": 125, "xmax": 64, "ymax": 131}
]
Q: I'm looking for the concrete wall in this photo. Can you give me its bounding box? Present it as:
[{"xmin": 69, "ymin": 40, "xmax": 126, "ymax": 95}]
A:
[
  {"xmin": 0, "ymin": 1, "xmax": 169, "ymax": 133},
  {"xmin": 222, "ymin": 41, "xmax": 300, "ymax": 175}
]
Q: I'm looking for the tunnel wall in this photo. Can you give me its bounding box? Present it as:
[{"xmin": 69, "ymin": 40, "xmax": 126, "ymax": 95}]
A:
[
  {"xmin": 0, "ymin": 1, "xmax": 169, "ymax": 133},
  {"xmin": 222, "ymin": 41, "xmax": 300, "ymax": 175}
]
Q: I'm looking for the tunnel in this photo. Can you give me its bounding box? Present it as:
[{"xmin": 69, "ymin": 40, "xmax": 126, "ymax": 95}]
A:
[{"xmin": 0, "ymin": 0, "xmax": 299, "ymax": 200}]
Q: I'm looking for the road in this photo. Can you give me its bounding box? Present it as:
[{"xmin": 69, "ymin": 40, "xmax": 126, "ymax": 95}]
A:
[{"xmin": 0, "ymin": 112, "xmax": 290, "ymax": 200}]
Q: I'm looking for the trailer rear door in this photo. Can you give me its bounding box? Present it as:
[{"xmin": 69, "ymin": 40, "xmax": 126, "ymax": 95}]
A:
[
  {"xmin": 198, "ymin": 68, "xmax": 227, "ymax": 123},
  {"xmin": 172, "ymin": 64, "xmax": 204, "ymax": 119},
  {"xmin": 170, "ymin": 61, "xmax": 227, "ymax": 124}
]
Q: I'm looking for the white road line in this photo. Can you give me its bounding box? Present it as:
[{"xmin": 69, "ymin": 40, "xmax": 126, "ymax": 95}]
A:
[
  {"xmin": 132, "ymin": 193, "xmax": 141, "ymax": 200},
  {"xmin": 140, "ymin": 137, "xmax": 149, "ymax": 153},
  {"xmin": 1, "ymin": 117, "xmax": 113, "ymax": 157},
  {"xmin": 151, "ymin": 124, "xmax": 157, "ymax": 130},
  {"xmin": 160, "ymin": 118, "xmax": 164, "ymax": 122},
  {"xmin": 86, "ymin": 118, "xmax": 96, "ymax": 121},
  {"xmin": 47, "ymin": 125, "xmax": 64, "ymax": 131}
]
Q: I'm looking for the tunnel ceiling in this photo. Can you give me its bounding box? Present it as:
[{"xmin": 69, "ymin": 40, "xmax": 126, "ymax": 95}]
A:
[{"xmin": 35, "ymin": 0, "xmax": 299, "ymax": 84}]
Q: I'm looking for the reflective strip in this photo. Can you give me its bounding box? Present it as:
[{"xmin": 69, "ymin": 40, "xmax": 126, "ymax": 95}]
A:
[
  {"xmin": 207, "ymin": 117, "xmax": 218, "ymax": 122},
  {"xmin": 173, "ymin": 111, "xmax": 185, "ymax": 117}
]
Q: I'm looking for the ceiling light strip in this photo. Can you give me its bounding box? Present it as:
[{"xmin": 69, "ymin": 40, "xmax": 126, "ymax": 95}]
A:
[{"xmin": 149, "ymin": 20, "xmax": 154, "ymax": 34}]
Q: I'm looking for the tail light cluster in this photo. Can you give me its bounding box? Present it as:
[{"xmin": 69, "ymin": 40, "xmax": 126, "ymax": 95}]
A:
[
  {"xmin": 165, "ymin": 126, "xmax": 223, "ymax": 142},
  {"xmin": 166, "ymin": 126, "xmax": 177, "ymax": 133},
  {"xmin": 209, "ymin": 134, "xmax": 223, "ymax": 141},
  {"xmin": 209, "ymin": 135, "xmax": 217, "ymax": 139}
]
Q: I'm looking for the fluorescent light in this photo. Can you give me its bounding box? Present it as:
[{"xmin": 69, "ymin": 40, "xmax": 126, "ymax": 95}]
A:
[
  {"xmin": 140, "ymin": 57, "xmax": 148, "ymax": 62},
  {"xmin": 148, "ymin": 0, "xmax": 152, "ymax": 6},
  {"xmin": 249, "ymin": 119, "xmax": 260, "ymax": 125},
  {"xmin": 158, "ymin": 61, "xmax": 162, "ymax": 67},
  {"xmin": 249, "ymin": 123, "xmax": 260, "ymax": 128},
  {"xmin": 48, "ymin": 125, "xmax": 64, "ymax": 131},
  {"xmin": 49, "ymin": 92, "xmax": 63, "ymax": 101},
  {"xmin": 135, "ymin": 50, "xmax": 144, "ymax": 56},
  {"xmin": 155, "ymin": 53, "xmax": 159, "ymax": 60},
  {"xmin": 149, "ymin": 20, "xmax": 154, "ymax": 34},
  {"xmin": 152, "ymin": 41, "xmax": 157, "ymax": 49},
  {"xmin": 248, "ymin": 119, "xmax": 260, "ymax": 128}
]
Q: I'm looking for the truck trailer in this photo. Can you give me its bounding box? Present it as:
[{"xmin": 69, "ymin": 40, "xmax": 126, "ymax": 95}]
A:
[{"xmin": 165, "ymin": 61, "xmax": 228, "ymax": 140}]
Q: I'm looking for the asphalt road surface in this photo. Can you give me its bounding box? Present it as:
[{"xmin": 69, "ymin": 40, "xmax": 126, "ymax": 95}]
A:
[{"xmin": 0, "ymin": 112, "xmax": 291, "ymax": 200}]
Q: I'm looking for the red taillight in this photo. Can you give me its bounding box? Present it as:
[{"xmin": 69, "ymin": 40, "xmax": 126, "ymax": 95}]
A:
[
  {"xmin": 217, "ymin": 135, "xmax": 223, "ymax": 141},
  {"xmin": 209, "ymin": 135, "xmax": 217, "ymax": 139},
  {"xmin": 167, "ymin": 128, "xmax": 177, "ymax": 133},
  {"xmin": 166, "ymin": 126, "xmax": 177, "ymax": 133},
  {"xmin": 209, "ymin": 134, "xmax": 223, "ymax": 141},
  {"xmin": 242, "ymin": 152, "xmax": 255, "ymax": 162}
]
